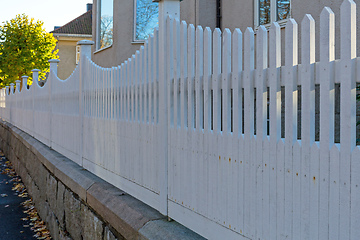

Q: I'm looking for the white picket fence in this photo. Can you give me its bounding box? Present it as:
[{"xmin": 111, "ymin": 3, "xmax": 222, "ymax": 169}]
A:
[{"xmin": 1, "ymin": 0, "xmax": 360, "ymax": 239}]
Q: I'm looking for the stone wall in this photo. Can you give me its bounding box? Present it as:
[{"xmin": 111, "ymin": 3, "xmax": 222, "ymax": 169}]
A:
[{"xmin": 0, "ymin": 119, "xmax": 204, "ymax": 240}]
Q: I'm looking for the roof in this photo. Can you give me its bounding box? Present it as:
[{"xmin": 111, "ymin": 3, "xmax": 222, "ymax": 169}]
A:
[{"xmin": 51, "ymin": 10, "xmax": 92, "ymax": 35}]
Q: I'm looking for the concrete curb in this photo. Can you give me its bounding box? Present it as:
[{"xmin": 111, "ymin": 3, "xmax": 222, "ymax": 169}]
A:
[{"xmin": 0, "ymin": 119, "xmax": 205, "ymax": 240}]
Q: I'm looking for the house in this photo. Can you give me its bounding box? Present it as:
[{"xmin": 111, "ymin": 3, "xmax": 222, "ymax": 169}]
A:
[
  {"xmin": 91, "ymin": 0, "xmax": 360, "ymax": 67},
  {"xmin": 51, "ymin": 4, "xmax": 93, "ymax": 80}
]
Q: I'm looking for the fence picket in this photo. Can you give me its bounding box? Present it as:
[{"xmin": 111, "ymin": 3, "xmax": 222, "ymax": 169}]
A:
[
  {"xmin": 269, "ymin": 21, "xmax": 281, "ymax": 240},
  {"xmin": 203, "ymin": 27, "xmax": 212, "ymax": 220},
  {"xmin": 301, "ymin": 13, "xmax": 316, "ymax": 240},
  {"xmin": 212, "ymin": 28, "xmax": 221, "ymax": 223},
  {"xmin": 186, "ymin": 23, "xmax": 195, "ymax": 213},
  {"xmin": 284, "ymin": 19, "xmax": 298, "ymax": 240},
  {"xmin": 243, "ymin": 27, "xmax": 255, "ymax": 238},
  {"xmin": 2, "ymin": 1, "xmax": 360, "ymax": 239},
  {"xmin": 195, "ymin": 25, "xmax": 204, "ymax": 215},
  {"xmin": 255, "ymin": 25, "xmax": 267, "ymax": 240},
  {"xmin": 231, "ymin": 28, "xmax": 242, "ymax": 233},
  {"xmin": 340, "ymin": 1, "xmax": 356, "ymax": 239}
]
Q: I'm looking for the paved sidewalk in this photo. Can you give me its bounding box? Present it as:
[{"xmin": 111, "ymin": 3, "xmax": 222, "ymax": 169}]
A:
[{"xmin": 0, "ymin": 154, "xmax": 35, "ymax": 240}]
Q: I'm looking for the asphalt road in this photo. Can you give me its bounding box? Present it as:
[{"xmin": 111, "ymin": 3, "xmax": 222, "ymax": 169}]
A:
[{"xmin": 0, "ymin": 155, "xmax": 35, "ymax": 240}]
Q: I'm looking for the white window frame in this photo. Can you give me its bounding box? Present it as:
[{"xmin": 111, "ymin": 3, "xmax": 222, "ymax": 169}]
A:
[
  {"xmin": 133, "ymin": 0, "xmax": 159, "ymax": 43},
  {"xmin": 96, "ymin": 0, "xmax": 113, "ymax": 51},
  {"xmin": 254, "ymin": 0, "xmax": 291, "ymax": 28}
]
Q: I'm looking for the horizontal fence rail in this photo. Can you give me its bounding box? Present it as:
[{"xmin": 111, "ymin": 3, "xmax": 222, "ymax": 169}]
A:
[{"xmin": 1, "ymin": 0, "xmax": 360, "ymax": 239}]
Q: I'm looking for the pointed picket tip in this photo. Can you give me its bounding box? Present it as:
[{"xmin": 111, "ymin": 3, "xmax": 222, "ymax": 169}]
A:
[
  {"xmin": 224, "ymin": 28, "xmax": 231, "ymax": 35},
  {"xmin": 233, "ymin": 28, "xmax": 242, "ymax": 37},
  {"xmin": 270, "ymin": 21, "xmax": 280, "ymax": 31},
  {"xmin": 204, "ymin": 27, "xmax": 212, "ymax": 36},
  {"xmin": 245, "ymin": 27, "xmax": 255, "ymax": 36},
  {"xmin": 302, "ymin": 14, "xmax": 315, "ymax": 25},
  {"xmin": 188, "ymin": 24, "xmax": 195, "ymax": 32},
  {"xmin": 286, "ymin": 18, "xmax": 298, "ymax": 31},
  {"xmin": 196, "ymin": 25, "xmax": 204, "ymax": 32},
  {"xmin": 257, "ymin": 25, "xmax": 267, "ymax": 35},
  {"xmin": 320, "ymin": 6, "xmax": 335, "ymax": 20},
  {"xmin": 341, "ymin": 0, "xmax": 356, "ymax": 10},
  {"xmin": 31, "ymin": 69, "xmax": 40, "ymax": 73},
  {"xmin": 181, "ymin": 20, "xmax": 187, "ymax": 28},
  {"xmin": 214, "ymin": 28, "xmax": 222, "ymax": 37}
]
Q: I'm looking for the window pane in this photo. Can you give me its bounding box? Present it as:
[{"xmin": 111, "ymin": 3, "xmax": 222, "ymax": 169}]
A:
[
  {"xmin": 259, "ymin": 0, "xmax": 271, "ymax": 25},
  {"xmin": 135, "ymin": 0, "xmax": 158, "ymax": 41},
  {"xmin": 100, "ymin": 0, "xmax": 113, "ymax": 48},
  {"xmin": 277, "ymin": 0, "xmax": 290, "ymax": 21}
]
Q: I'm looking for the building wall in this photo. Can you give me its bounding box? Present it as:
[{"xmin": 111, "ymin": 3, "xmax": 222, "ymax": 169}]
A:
[
  {"xmin": 91, "ymin": 0, "xmax": 360, "ymax": 67},
  {"xmin": 92, "ymin": 0, "xmax": 143, "ymax": 68},
  {"xmin": 91, "ymin": 0, "xmax": 217, "ymax": 67},
  {"xmin": 54, "ymin": 36, "xmax": 92, "ymax": 80}
]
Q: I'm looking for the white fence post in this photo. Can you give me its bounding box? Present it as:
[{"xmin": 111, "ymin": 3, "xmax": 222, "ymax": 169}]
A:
[
  {"xmin": 15, "ymin": 80, "xmax": 21, "ymax": 127},
  {"xmin": 32, "ymin": 69, "xmax": 40, "ymax": 137},
  {"xmin": 77, "ymin": 40, "xmax": 94, "ymax": 166},
  {"xmin": 48, "ymin": 59, "xmax": 60, "ymax": 149},
  {"xmin": 22, "ymin": 76, "xmax": 28, "ymax": 91},
  {"xmin": 10, "ymin": 83, "xmax": 14, "ymax": 123},
  {"xmin": 157, "ymin": 0, "xmax": 180, "ymax": 215}
]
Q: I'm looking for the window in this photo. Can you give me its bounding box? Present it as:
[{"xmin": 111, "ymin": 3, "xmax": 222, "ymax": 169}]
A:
[
  {"xmin": 98, "ymin": 0, "xmax": 113, "ymax": 49},
  {"xmin": 255, "ymin": 0, "xmax": 290, "ymax": 27},
  {"xmin": 134, "ymin": 0, "xmax": 159, "ymax": 42}
]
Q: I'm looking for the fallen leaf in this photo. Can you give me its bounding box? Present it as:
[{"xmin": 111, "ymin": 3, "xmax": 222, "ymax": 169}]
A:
[
  {"xmin": 4, "ymin": 205, "xmax": 9, "ymax": 207},
  {"xmin": 1, "ymin": 193, "xmax": 8, "ymax": 197}
]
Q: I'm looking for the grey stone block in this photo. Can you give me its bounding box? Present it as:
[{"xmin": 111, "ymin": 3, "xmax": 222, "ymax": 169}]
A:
[
  {"xmin": 64, "ymin": 189, "xmax": 82, "ymax": 240},
  {"xmin": 46, "ymin": 211, "xmax": 60, "ymax": 240},
  {"xmin": 82, "ymin": 205, "xmax": 104, "ymax": 240},
  {"xmin": 47, "ymin": 174, "xmax": 58, "ymax": 211},
  {"xmin": 54, "ymin": 158, "xmax": 104, "ymax": 202},
  {"xmin": 103, "ymin": 226, "xmax": 120, "ymax": 240},
  {"xmin": 56, "ymin": 181, "xmax": 66, "ymax": 227},
  {"xmin": 139, "ymin": 219, "xmax": 205, "ymax": 240},
  {"xmin": 87, "ymin": 182, "xmax": 163, "ymax": 240}
]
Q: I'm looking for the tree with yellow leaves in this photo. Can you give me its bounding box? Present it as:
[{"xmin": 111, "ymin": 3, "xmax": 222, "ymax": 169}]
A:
[{"xmin": 0, "ymin": 14, "xmax": 59, "ymax": 87}]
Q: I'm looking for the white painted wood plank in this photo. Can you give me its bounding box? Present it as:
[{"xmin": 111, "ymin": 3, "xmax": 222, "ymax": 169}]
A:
[
  {"xmin": 212, "ymin": 28, "xmax": 221, "ymax": 223},
  {"xmin": 195, "ymin": 25, "xmax": 204, "ymax": 215},
  {"xmin": 203, "ymin": 27, "xmax": 212, "ymax": 220},
  {"xmin": 179, "ymin": 20, "xmax": 187, "ymax": 211},
  {"xmin": 300, "ymin": 13, "xmax": 316, "ymax": 240},
  {"xmin": 231, "ymin": 28, "xmax": 242, "ymax": 233},
  {"xmin": 284, "ymin": 19, "xmax": 298, "ymax": 240},
  {"xmin": 318, "ymin": 8, "xmax": 336, "ymax": 240},
  {"xmin": 222, "ymin": 28, "xmax": 231, "ymax": 228},
  {"xmin": 339, "ymin": 1, "xmax": 356, "ymax": 239},
  {"xmin": 269, "ymin": 22, "xmax": 281, "ymax": 240},
  {"xmin": 255, "ymin": 25, "xmax": 267, "ymax": 240},
  {"xmin": 172, "ymin": 18, "xmax": 181, "ymax": 204},
  {"xmin": 187, "ymin": 23, "xmax": 195, "ymax": 214},
  {"xmin": 243, "ymin": 27, "xmax": 255, "ymax": 239}
]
